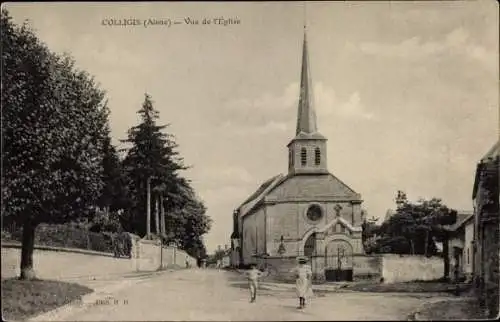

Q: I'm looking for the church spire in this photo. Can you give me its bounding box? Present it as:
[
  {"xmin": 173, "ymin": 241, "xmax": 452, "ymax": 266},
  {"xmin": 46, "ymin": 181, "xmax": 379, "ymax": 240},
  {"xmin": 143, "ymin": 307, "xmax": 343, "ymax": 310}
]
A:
[
  {"xmin": 287, "ymin": 23, "xmax": 328, "ymax": 175},
  {"xmin": 296, "ymin": 25, "xmax": 318, "ymax": 135}
]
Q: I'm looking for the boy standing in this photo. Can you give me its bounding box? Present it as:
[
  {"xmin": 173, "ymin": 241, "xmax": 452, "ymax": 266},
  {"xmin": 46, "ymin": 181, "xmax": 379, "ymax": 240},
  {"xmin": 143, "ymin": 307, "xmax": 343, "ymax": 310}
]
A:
[{"xmin": 246, "ymin": 264, "xmax": 263, "ymax": 303}]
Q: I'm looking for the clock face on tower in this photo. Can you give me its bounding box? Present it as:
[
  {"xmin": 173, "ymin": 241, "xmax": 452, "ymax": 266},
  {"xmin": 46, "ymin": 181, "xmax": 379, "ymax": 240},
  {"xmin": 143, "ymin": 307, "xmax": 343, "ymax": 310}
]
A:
[{"xmin": 306, "ymin": 204, "xmax": 323, "ymax": 222}]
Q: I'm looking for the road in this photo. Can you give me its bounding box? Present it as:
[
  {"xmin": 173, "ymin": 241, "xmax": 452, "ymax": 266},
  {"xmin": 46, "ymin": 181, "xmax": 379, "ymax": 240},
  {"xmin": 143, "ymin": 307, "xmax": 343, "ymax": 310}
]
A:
[{"xmin": 57, "ymin": 269, "xmax": 441, "ymax": 321}]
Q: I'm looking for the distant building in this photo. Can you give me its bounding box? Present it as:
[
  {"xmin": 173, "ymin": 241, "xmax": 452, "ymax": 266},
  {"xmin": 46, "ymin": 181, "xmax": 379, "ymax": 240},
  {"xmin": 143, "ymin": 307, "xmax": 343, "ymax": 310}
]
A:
[
  {"xmin": 230, "ymin": 28, "xmax": 366, "ymax": 282},
  {"xmin": 442, "ymin": 210, "xmax": 474, "ymax": 281},
  {"xmin": 472, "ymin": 140, "xmax": 499, "ymax": 318}
]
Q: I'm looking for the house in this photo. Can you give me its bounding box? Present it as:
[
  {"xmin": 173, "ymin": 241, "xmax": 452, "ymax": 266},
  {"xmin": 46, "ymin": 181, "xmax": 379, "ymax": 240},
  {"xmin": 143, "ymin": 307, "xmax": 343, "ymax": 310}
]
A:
[
  {"xmin": 442, "ymin": 210, "xmax": 474, "ymax": 281},
  {"xmin": 472, "ymin": 140, "xmax": 499, "ymax": 318},
  {"xmin": 230, "ymin": 27, "xmax": 367, "ymax": 282}
]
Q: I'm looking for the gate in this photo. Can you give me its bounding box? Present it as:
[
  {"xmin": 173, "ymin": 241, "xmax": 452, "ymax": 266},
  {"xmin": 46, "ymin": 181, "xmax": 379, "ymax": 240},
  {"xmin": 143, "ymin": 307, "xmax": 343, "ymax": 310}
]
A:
[{"xmin": 324, "ymin": 240, "xmax": 353, "ymax": 282}]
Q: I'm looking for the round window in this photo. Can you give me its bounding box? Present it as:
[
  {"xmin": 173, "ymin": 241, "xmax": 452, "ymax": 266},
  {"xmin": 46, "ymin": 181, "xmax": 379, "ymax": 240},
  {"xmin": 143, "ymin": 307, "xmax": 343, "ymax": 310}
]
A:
[{"xmin": 306, "ymin": 204, "xmax": 323, "ymax": 222}]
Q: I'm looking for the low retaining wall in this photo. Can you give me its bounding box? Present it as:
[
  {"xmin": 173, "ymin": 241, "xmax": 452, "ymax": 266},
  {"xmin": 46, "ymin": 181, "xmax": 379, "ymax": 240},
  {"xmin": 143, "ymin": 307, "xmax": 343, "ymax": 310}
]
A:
[
  {"xmin": 381, "ymin": 254, "xmax": 443, "ymax": 283},
  {"xmin": 252, "ymin": 254, "xmax": 442, "ymax": 283},
  {"xmin": 131, "ymin": 238, "xmax": 197, "ymax": 272}
]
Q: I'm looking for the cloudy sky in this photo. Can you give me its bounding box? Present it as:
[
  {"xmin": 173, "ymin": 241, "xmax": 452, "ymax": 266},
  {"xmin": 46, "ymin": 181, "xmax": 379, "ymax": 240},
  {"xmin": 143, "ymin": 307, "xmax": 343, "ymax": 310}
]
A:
[{"xmin": 5, "ymin": 1, "xmax": 498, "ymax": 252}]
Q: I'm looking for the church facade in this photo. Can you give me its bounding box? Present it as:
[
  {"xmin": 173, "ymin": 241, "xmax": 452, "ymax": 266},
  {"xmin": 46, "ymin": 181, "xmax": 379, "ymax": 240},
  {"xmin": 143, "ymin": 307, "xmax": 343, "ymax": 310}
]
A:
[{"xmin": 231, "ymin": 30, "xmax": 367, "ymax": 281}]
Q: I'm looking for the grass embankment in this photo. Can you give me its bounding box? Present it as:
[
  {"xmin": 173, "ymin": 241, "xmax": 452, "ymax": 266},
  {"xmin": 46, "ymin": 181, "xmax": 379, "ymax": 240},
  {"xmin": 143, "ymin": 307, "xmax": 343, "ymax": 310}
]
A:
[
  {"xmin": 344, "ymin": 279, "xmax": 471, "ymax": 294},
  {"xmin": 415, "ymin": 297, "xmax": 486, "ymax": 320},
  {"xmin": 2, "ymin": 278, "xmax": 93, "ymax": 321}
]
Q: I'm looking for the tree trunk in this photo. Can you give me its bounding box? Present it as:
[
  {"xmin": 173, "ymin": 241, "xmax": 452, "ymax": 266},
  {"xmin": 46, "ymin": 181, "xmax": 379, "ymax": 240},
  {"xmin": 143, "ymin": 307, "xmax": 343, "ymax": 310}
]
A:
[
  {"xmin": 155, "ymin": 195, "xmax": 160, "ymax": 235},
  {"xmin": 146, "ymin": 177, "xmax": 151, "ymax": 239},
  {"xmin": 424, "ymin": 230, "xmax": 429, "ymax": 257},
  {"xmin": 160, "ymin": 195, "xmax": 166, "ymax": 236},
  {"xmin": 20, "ymin": 221, "xmax": 37, "ymax": 280},
  {"xmin": 410, "ymin": 238, "xmax": 415, "ymax": 255}
]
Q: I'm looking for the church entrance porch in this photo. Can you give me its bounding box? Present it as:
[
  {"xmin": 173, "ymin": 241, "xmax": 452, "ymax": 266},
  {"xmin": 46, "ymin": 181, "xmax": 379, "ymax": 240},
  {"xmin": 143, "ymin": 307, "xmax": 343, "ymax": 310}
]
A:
[{"xmin": 324, "ymin": 239, "xmax": 354, "ymax": 282}]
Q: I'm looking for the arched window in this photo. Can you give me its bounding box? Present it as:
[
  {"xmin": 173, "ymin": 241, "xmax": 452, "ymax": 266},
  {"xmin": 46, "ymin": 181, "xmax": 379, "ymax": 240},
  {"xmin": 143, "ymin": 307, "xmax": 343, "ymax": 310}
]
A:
[
  {"xmin": 289, "ymin": 150, "xmax": 294, "ymax": 167},
  {"xmin": 315, "ymin": 147, "xmax": 321, "ymax": 165},
  {"xmin": 301, "ymin": 148, "xmax": 307, "ymax": 166}
]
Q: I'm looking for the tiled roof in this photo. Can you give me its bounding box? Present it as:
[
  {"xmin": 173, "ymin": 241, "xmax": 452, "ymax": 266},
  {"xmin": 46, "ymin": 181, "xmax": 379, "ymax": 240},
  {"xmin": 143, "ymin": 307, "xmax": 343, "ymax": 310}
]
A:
[
  {"xmin": 473, "ymin": 140, "xmax": 499, "ymax": 199},
  {"xmin": 444, "ymin": 210, "xmax": 474, "ymax": 231},
  {"xmin": 240, "ymin": 175, "xmax": 281, "ymax": 206},
  {"xmin": 237, "ymin": 174, "xmax": 286, "ymax": 217},
  {"xmin": 481, "ymin": 140, "xmax": 500, "ymax": 161}
]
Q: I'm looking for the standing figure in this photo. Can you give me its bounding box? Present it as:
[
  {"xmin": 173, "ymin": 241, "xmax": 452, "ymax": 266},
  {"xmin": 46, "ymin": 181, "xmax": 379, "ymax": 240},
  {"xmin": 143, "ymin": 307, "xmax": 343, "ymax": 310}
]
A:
[
  {"xmin": 245, "ymin": 264, "xmax": 263, "ymax": 303},
  {"xmin": 292, "ymin": 257, "xmax": 313, "ymax": 309}
]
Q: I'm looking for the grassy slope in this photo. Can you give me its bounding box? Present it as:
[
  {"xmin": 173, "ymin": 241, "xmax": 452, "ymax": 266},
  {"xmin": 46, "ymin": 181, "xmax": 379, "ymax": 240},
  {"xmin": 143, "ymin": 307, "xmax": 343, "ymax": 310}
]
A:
[{"xmin": 2, "ymin": 278, "xmax": 93, "ymax": 321}]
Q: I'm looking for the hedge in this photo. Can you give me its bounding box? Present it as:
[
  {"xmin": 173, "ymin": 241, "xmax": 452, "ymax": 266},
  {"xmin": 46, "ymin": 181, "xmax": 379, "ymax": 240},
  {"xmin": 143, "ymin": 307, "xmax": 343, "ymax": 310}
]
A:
[{"xmin": 4, "ymin": 223, "xmax": 114, "ymax": 253}]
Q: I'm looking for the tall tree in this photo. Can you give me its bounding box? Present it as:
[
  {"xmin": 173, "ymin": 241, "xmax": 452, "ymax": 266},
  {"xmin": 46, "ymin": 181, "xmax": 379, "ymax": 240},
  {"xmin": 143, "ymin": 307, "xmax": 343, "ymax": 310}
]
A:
[
  {"xmin": 2, "ymin": 10, "xmax": 109, "ymax": 279},
  {"xmin": 374, "ymin": 191, "xmax": 457, "ymax": 278},
  {"xmin": 95, "ymin": 105, "xmax": 128, "ymax": 214},
  {"xmin": 121, "ymin": 93, "xmax": 187, "ymax": 237}
]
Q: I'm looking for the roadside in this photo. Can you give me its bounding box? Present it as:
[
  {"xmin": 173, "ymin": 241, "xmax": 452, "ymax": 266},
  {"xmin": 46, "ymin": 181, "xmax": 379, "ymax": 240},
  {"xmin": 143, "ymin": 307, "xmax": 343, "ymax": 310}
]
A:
[
  {"xmin": 410, "ymin": 296, "xmax": 487, "ymax": 320},
  {"xmin": 1, "ymin": 245, "xmax": 184, "ymax": 321},
  {"xmin": 2, "ymin": 278, "xmax": 93, "ymax": 321}
]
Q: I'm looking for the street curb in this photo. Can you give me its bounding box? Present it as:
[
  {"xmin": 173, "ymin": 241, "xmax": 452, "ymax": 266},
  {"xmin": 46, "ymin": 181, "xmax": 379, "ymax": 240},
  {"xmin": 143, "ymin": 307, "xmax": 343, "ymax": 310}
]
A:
[
  {"xmin": 1, "ymin": 242, "xmax": 115, "ymax": 258},
  {"xmin": 27, "ymin": 270, "xmax": 170, "ymax": 322}
]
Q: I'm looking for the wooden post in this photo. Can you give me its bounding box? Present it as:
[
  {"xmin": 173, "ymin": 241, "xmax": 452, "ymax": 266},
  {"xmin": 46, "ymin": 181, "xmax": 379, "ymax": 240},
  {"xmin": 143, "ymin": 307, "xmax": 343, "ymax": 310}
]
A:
[{"xmin": 146, "ymin": 177, "xmax": 151, "ymax": 239}]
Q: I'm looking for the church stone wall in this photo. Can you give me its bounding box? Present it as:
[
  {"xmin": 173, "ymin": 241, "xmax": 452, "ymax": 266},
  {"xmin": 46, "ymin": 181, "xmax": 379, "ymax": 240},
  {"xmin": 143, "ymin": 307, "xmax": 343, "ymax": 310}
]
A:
[
  {"xmin": 241, "ymin": 208, "xmax": 266, "ymax": 264},
  {"xmin": 324, "ymin": 202, "xmax": 363, "ymax": 228}
]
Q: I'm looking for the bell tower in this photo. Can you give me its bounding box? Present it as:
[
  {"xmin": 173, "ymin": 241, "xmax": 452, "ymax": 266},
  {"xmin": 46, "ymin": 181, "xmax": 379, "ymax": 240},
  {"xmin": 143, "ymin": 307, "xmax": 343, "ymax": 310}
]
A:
[{"xmin": 287, "ymin": 26, "xmax": 328, "ymax": 175}]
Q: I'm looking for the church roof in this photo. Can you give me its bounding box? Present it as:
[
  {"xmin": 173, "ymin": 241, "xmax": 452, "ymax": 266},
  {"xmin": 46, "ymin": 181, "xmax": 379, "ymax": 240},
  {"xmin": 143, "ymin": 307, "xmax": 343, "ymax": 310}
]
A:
[
  {"xmin": 443, "ymin": 210, "xmax": 474, "ymax": 232},
  {"xmin": 237, "ymin": 174, "xmax": 286, "ymax": 216},
  {"xmin": 296, "ymin": 28, "xmax": 316, "ymax": 135}
]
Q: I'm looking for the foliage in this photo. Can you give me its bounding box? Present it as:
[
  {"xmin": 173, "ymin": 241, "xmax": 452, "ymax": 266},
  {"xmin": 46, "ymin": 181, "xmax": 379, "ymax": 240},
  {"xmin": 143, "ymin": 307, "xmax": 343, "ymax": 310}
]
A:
[
  {"xmin": 1, "ymin": 9, "xmax": 108, "ymax": 226},
  {"xmin": 96, "ymin": 107, "xmax": 129, "ymax": 213},
  {"xmin": 120, "ymin": 93, "xmax": 187, "ymax": 235},
  {"xmin": 120, "ymin": 93, "xmax": 211, "ymax": 257},
  {"xmin": 88, "ymin": 209, "xmax": 123, "ymax": 233},
  {"xmin": 370, "ymin": 191, "xmax": 457, "ymax": 256},
  {"xmin": 3, "ymin": 223, "xmax": 115, "ymax": 253}
]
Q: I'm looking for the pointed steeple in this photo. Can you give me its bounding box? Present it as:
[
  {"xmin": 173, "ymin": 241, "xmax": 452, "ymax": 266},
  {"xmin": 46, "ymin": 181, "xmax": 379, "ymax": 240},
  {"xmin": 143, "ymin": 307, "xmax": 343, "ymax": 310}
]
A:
[
  {"xmin": 296, "ymin": 26, "xmax": 317, "ymax": 135},
  {"xmin": 287, "ymin": 24, "xmax": 328, "ymax": 176}
]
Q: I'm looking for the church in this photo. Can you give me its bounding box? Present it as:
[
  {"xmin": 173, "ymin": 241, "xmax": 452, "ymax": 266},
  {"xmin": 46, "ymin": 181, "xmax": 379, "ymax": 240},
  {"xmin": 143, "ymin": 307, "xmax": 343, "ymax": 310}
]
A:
[{"xmin": 230, "ymin": 28, "xmax": 367, "ymax": 282}]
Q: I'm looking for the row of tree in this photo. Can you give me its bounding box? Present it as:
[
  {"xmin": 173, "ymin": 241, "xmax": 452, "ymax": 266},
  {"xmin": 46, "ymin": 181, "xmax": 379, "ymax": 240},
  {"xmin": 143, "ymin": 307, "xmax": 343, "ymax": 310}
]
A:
[
  {"xmin": 1, "ymin": 9, "xmax": 210, "ymax": 280},
  {"xmin": 362, "ymin": 191, "xmax": 458, "ymax": 278}
]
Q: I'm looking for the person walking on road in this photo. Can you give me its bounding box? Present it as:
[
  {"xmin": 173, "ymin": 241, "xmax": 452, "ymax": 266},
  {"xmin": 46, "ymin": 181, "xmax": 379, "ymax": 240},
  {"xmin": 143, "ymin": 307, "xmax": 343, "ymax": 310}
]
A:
[
  {"xmin": 292, "ymin": 257, "xmax": 313, "ymax": 309},
  {"xmin": 245, "ymin": 264, "xmax": 263, "ymax": 303}
]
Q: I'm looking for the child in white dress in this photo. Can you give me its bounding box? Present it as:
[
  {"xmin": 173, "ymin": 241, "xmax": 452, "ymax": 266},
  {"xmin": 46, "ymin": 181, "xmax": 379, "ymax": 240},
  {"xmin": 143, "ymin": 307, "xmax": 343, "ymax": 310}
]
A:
[{"xmin": 292, "ymin": 257, "xmax": 313, "ymax": 309}]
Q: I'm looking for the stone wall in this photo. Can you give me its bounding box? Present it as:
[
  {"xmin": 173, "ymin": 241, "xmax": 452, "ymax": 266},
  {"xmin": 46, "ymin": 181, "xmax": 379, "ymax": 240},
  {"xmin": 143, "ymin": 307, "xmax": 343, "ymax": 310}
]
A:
[
  {"xmin": 258, "ymin": 254, "xmax": 382, "ymax": 282},
  {"xmin": 380, "ymin": 254, "xmax": 443, "ymax": 283},
  {"xmin": 353, "ymin": 255, "xmax": 382, "ymax": 279},
  {"xmin": 130, "ymin": 238, "xmax": 197, "ymax": 272}
]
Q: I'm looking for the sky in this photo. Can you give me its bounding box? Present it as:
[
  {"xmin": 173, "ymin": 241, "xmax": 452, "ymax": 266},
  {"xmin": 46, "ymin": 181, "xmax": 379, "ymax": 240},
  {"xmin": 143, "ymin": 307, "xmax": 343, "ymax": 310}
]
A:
[{"xmin": 4, "ymin": 1, "xmax": 498, "ymax": 253}]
